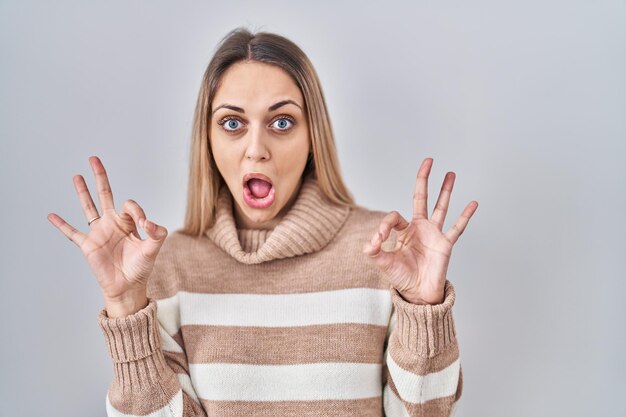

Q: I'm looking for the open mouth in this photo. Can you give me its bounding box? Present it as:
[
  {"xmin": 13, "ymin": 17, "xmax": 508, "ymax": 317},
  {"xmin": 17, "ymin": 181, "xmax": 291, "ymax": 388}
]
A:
[{"xmin": 242, "ymin": 173, "xmax": 275, "ymax": 209}]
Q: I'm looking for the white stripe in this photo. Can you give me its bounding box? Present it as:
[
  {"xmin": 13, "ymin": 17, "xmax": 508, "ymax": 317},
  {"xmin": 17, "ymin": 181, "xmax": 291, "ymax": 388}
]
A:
[
  {"xmin": 156, "ymin": 294, "xmax": 180, "ymax": 336},
  {"xmin": 386, "ymin": 353, "xmax": 460, "ymax": 404},
  {"xmin": 159, "ymin": 326, "xmax": 184, "ymax": 353},
  {"xmin": 383, "ymin": 384, "xmax": 411, "ymax": 417},
  {"xmin": 179, "ymin": 288, "xmax": 392, "ymax": 327},
  {"xmin": 177, "ymin": 373, "xmax": 201, "ymax": 405},
  {"xmin": 189, "ymin": 362, "xmax": 382, "ymax": 401},
  {"xmin": 105, "ymin": 389, "xmax": 183, "ymax": 417}
]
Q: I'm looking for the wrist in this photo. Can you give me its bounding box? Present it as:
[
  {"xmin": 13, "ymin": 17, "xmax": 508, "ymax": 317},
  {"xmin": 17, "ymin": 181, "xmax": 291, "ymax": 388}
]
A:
[
  {"xmin": 104, "ymin": 291, "xmax": 148, "ymax": 318},
  {"xmin": 396, "ymin": 287, "xmax": 444, "ymax": 305}
]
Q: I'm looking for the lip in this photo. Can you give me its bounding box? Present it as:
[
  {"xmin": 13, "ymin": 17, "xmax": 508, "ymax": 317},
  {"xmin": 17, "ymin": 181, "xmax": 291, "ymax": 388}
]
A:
[
  {"xmin": 242, "ymin": 172, "xmax": 274, "ymax": 186},
  {"xmin": 242, "ymin": 172, "xmax": 275, "ymax": 209}
]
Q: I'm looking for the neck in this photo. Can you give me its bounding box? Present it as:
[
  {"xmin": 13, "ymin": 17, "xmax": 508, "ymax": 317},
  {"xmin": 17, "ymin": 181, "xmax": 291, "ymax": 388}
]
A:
[{"xmin": 207, "ymin": 175, "xmax": 351, "ymax": 264}]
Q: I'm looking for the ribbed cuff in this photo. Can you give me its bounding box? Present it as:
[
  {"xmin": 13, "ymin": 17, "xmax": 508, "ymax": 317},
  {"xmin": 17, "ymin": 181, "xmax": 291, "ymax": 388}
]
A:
[
  {"xmin": 390, "ymin": 280, "xmax": 457, "ymax": 358},
  {"xmin": 97, "ymin": 298, "xmax": 161, "ymax": 363}
]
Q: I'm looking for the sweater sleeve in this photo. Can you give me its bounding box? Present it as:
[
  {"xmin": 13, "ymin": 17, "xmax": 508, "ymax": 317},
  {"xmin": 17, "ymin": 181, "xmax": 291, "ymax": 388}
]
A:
[
  {"xmin": 382, "ymin": 280, "xmax": 462, "ymax": 417},
  {"xmin": 97, "ymin": 295, "xmax": 208, "ymax": 417}
]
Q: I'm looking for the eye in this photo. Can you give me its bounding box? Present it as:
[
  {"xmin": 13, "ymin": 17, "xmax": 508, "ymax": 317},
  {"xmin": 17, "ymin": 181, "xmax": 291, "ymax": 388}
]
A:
[
  {"xmin": 217, "ymin": 116, "xmax": 245, "ymax": 133},
  {"xmin": 270, "ymin": 116, "xmax": 295, "ymax": 132}
]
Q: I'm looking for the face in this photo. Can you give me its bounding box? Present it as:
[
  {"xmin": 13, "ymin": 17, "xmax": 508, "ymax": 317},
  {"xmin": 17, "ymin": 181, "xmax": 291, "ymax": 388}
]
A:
[{"xmin": 210, "ymin": 61, "xmax": 311, "ymax": 230}]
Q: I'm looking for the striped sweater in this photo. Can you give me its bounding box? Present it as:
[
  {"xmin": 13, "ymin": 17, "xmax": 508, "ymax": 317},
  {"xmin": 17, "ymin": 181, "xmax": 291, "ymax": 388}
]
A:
[{"xmin": 97, "ymin": 175, "xmax": 462, "ymax": 416}]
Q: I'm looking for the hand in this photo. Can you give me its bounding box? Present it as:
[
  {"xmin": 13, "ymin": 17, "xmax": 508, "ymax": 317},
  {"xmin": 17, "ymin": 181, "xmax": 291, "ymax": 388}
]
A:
[
  {"xmin": 47, "ymin": 156, "xmax": 168, "ymax": 317},
  {"xmin": 363, "ymin": 158, "xmax": 478, "ymax": 305}
]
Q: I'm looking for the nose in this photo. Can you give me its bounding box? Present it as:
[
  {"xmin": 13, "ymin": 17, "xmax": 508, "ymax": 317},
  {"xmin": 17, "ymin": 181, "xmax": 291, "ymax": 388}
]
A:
[{"xmin": 245, "ymin": 126, "xmax": 270, "ymax": 161}]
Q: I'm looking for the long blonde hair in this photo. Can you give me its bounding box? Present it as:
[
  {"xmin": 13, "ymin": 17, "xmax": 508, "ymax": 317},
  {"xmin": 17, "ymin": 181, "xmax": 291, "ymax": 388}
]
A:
[{"xmin": 182, "ymin": 27, "xmax": 356, "ymax": 237}]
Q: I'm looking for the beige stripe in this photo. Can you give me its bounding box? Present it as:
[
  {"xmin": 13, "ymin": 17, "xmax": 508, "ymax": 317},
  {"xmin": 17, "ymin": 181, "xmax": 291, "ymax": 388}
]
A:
[
  {"xmin": 107, "ymin": 355, "xmax": 181, "ymax": 415},
  {"xmin": 184, "ymin": 323, "xmax": 387, "ymax": 365},
  {"xmin": 386, "ymin": 334, "xmax": 460, "ymax": 374},
  {"xmin": 385, "ymin": 365, "xmax": 463, "ymax": 416},
  {"xmin": 171, "ymin": 329, "xmax": 184, "ymax": 348},
  {"xmin": 199, "ymin": 397, "xmax": 382, "ymax": 417},
  {"xmin": 404, "ymin": 394, "xmax": 460, "ymax": 416},
  {"xmin": 383, "ymin": 383, "xmax": 410, "ymax": 416}
]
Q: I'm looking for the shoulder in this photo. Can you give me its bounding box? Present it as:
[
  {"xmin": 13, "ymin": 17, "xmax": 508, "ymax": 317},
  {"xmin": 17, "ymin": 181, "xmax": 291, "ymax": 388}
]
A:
[
  {"xmin": 341, "ymin": 205, "xmax": 398, "ymax": 250},
  {"xmin": 158, "ymin": 229, "xmax": 198, "ymax": 256},
  {"xmin": 337, "ymin": 204, "xmax": 387, "ymax": 241},
  {"xmin": 344, "ymin": 204, "xmax": 388, "ymax": 231}
]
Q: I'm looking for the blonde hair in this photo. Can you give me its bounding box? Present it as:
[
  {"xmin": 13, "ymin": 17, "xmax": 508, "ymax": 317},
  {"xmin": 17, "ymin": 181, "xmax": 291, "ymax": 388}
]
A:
[{"xmin": 182, "ymin": 27, "xmax": 356, "ymax": 237}]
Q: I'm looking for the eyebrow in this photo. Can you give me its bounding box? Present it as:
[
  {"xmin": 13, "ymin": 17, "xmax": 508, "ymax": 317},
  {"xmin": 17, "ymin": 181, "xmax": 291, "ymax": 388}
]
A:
[{"xmin": 212, "ymin": 99, "xmax": 302, "ymax": 116}]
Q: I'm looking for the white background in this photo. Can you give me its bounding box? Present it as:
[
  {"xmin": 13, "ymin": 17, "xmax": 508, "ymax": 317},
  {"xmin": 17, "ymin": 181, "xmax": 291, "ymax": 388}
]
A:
[{"xmin": 1, "ymin": 1, "xmax": 625, "ymax": 416}]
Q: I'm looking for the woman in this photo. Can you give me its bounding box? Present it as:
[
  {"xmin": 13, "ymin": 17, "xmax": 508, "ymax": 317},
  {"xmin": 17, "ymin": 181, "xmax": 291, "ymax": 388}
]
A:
[{"xmin": 48, "ymin": 27, "xmax": 477, "ymax": 417}]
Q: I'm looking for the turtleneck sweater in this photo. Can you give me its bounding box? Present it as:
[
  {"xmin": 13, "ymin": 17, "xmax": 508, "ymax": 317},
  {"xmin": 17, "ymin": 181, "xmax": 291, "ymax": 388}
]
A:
[{"xmin": 97, "ymin": 175, "xmax": 462, "ymax": 417}]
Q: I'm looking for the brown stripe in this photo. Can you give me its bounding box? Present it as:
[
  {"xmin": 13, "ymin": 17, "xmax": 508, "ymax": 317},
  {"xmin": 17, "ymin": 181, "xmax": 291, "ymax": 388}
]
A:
[
  {"xmin": 386, "ymin": 334, "xmax": 460, "ymax": 374},
  {"xmin": 147, "ymin": 204, "xmax": 391, "ymax": 299},
  {"xmin": 147, "ymin": 197, "xmax": 390, "ymax": 301},
  {"xmin": 107, "ymin": 351, "xmax": 181, "ymax": 415},
  {"xmin": 160, "ymin": 330, "xmax": 190, "ymax": 374},
  {"xmin": 163, "ymin": 350, "xmax": 189, "ymax": 374},
  {"xmin": 169, "ymin": 249, "xmax": 390, "ymax": 294},
  {"xmin": 183, "ymin": 393, "xmax": 207, "ymax": 416},
  {"xmin": 171, "ymin": 328, "xmax": 184, "ymax": 347},
  {"xmin": 200, "ymin": 397, "xmax": 382, "ymax": 417},
  {"xmin": 184, "ymin": 323, "xmax": 387, "ymax": 365}
]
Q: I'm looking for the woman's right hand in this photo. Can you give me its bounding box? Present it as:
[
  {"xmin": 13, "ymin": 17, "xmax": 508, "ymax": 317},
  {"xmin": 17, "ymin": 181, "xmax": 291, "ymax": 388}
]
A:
[{"xmin": 47, "ymin": 156, "xmax": 168, "ymax": 318}]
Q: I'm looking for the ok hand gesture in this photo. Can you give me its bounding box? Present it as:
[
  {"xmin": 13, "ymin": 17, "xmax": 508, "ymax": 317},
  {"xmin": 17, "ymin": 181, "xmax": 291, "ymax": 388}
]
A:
[
  {"xmin": 363, "ymin": 158, "xmax": 478, "ymax": 305},
  {"xmin": 47, "ymin": 156, "xmax": 168, "ymax": 317}
]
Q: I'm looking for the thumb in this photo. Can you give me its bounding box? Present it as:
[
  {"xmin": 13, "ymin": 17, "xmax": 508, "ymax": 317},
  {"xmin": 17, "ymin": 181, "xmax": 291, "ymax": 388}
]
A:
[
  {"xmin": 363, "ymin": 233, "xmax": 395, "ymax": 274},
  {"xmin": 139, "ymin": 218, "xmax": 168, "ymax": 259}
]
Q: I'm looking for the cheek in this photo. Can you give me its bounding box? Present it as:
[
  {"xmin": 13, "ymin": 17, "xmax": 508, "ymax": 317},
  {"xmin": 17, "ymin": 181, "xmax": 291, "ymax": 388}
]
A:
[
  {"xmin": 275, "ymin": 142, "xmax": 310, "ymax": 175},
  {"xmin": 209, "ymin": 139, "xmax": 236, "ymax": 179}
]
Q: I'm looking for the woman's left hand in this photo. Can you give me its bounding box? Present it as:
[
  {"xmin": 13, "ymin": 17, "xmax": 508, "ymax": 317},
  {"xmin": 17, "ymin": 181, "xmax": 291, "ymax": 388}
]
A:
[{"xmin": 363, "ymin": 158, "xmax": 478, "ymax": 305}]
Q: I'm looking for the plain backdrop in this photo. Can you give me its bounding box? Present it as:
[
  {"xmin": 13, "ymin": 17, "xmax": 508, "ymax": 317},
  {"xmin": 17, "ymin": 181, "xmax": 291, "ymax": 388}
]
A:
[{"xmin": 1, "ymin": 1, "xmax": 625, "ymax": 416}]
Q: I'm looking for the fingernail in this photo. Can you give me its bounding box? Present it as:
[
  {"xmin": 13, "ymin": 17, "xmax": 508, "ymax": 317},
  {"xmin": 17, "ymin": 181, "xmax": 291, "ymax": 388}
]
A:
[
  {"xmin": 371, "ymin": 233, "xmax": 379, "ymax": 245},
  {"xmin": 139, "ymin": 218, "xmax": 145, "ymax": 229}
]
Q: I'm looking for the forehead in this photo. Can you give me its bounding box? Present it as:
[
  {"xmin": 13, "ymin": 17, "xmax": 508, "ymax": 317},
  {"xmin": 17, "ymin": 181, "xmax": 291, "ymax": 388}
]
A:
[{"xmin": 213, "ymin": 61, "xmax": 303, "ymax": 108}]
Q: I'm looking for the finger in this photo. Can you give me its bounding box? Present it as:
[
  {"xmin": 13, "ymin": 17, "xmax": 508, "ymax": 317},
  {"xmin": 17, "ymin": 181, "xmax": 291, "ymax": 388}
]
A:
[
  {"xmin": 120, "ymin": 199, "xmax": 146, "ymax": 239},
  {"xmin": 47, "ymin": 213, "xmax": 86, "ymax": 246},
  {"xmin": 363, "ymin": 211, "xmax": 410, "ymax": 257},
  {"xmin": 139, "ymin": 218, "xmax": 168, "ymax": 260},
  {"xmin": 73, "ymin": 175, "xmax": 100, "ymax": 224},
  {"xmin": 89, "ymin": 156, "xmax": 115, "ymax": 212},
  {"xmin": 445, "ymin": 201, "xmax": 479, "ymax": 244},
  {"xmin": 431, "ymin": 172, "xmax": 456, "ymax": 230},
  {"xmin": 412, "ymin": 157, "xmax": 433, "ymax": 221}
]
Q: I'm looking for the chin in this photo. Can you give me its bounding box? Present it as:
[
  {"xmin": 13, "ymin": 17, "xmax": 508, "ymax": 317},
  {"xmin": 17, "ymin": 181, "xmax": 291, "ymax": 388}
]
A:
[{"xmin": 242, "ymin": 204, "xmax": 278, "ymax": 223}]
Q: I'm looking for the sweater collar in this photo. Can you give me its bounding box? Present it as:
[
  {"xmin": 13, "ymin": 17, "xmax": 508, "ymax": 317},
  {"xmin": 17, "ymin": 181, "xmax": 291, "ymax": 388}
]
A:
[{"xmin": 206, "ymin": 175, "xmax": 351, "ymax": 264}]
